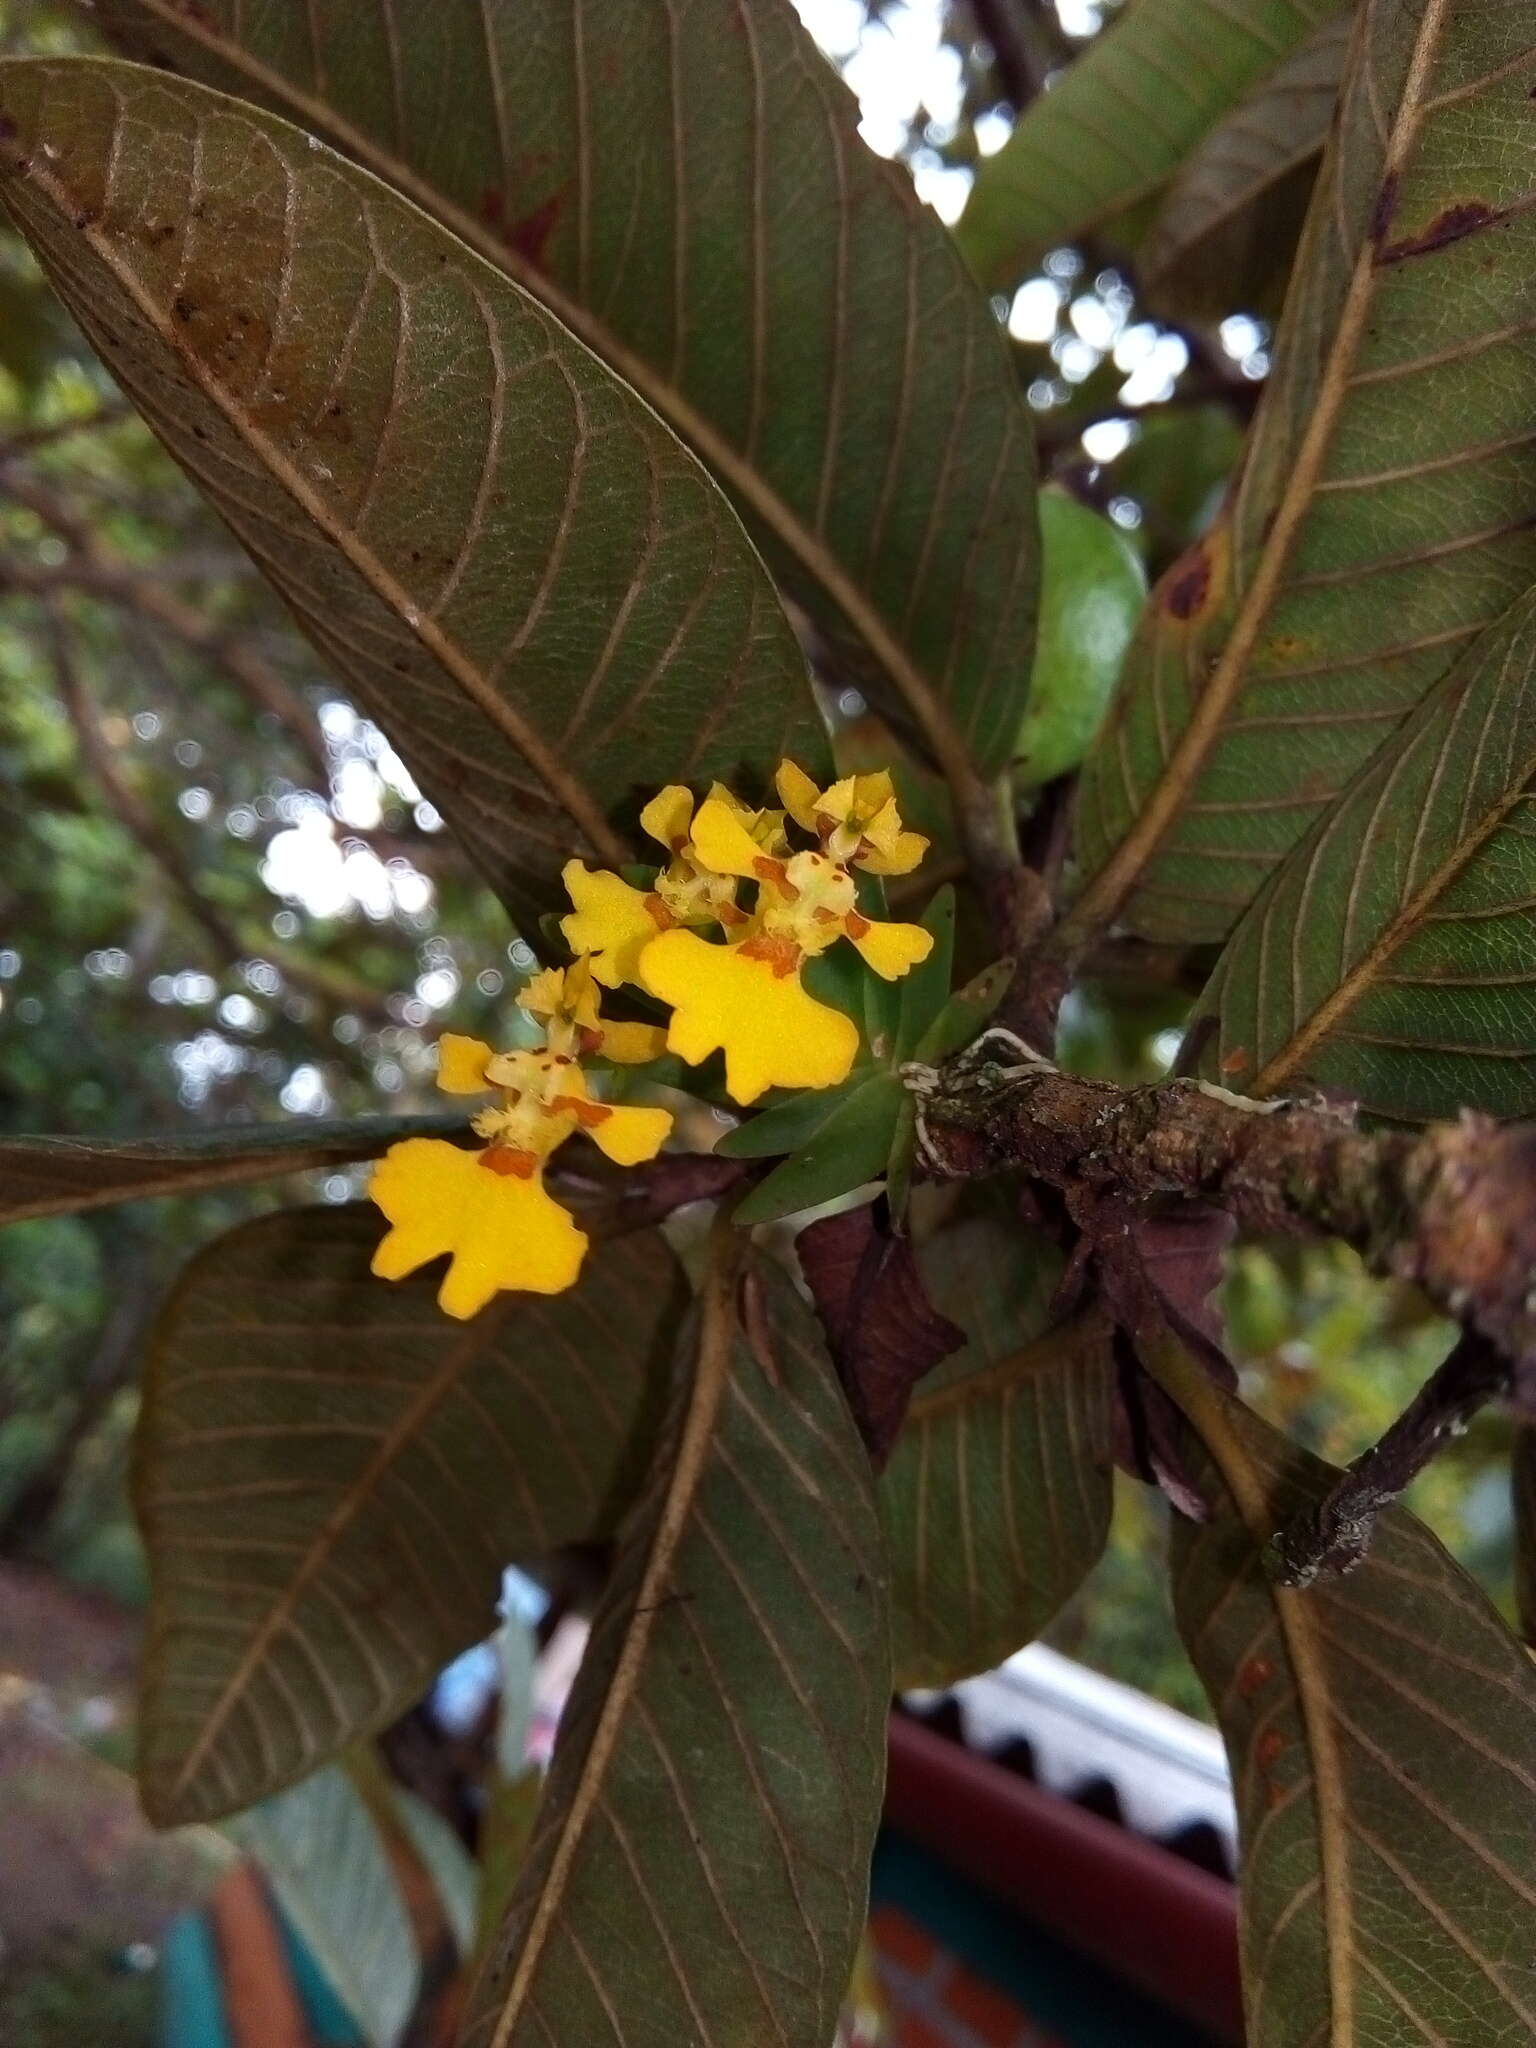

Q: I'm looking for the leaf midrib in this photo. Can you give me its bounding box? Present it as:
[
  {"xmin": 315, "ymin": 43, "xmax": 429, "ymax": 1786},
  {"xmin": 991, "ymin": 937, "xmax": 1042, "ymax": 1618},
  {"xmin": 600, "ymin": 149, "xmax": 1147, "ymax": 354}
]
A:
[
  {"xmin": 1147, "ymin": 1337, "xmax": 1357, "ymax": 2042},
  {"xmin": 1250, "ymin": 777, "xmax": 1535, "ymax": 1094},
  {"xmin": 112, "ymin": 6, "xmax": 984, "ymax": 807},
  {"xmin": 488, "ymin": 1226, "xmax": 742, "ymax": 2047},
  {"xmin": 7, "ymin": 110, "xmax": 633, "ymax": 868},
  {"xmin": 1058, "ymin": 0, "xmax": 1451, "ymax": 955}
]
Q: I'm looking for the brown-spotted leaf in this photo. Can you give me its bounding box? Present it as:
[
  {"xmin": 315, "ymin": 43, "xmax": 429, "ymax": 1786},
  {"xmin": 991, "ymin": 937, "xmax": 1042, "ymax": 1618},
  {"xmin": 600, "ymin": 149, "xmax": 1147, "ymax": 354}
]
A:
[
  {"xmin": 462, "ymin": 1243, "xmax": 890, "ymax": 2048},
  {"xmin": 136, "ymin": 1206, "xmax": 685, "ymax": 1823},
  {"xmin": 92, "ymin": 0, "xmax": 1038, "ymax": 781},
  {"xmin": 0, "ymin": 57, "xmax": 823, "ymax": 931},
  {"xmin": 1164, "ymin": 1359, "xmax": 1536, "ymax": 2045},
  {"xmin": 0, "ymin": 1115, "xmax": 459, "ymax": 1225},
  {"xmin": 1069, "ymin": 1, "xmax": 1536, "ymax": 950},
  {"xmin": 883, "ymin": 1206, "xmax": 1114, "ymax": 1689},
  {"xmin": 1199, "ymin": 584, "xmax": 1536, "ymax": 1120}
]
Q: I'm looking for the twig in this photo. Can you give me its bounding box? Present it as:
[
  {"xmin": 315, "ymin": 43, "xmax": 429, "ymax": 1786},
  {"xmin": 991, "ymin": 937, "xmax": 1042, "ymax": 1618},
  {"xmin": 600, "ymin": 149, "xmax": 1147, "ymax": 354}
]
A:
[{"xmin": 1268, "ymin": 1333, "xmax": 1509, "ymax": 1585}]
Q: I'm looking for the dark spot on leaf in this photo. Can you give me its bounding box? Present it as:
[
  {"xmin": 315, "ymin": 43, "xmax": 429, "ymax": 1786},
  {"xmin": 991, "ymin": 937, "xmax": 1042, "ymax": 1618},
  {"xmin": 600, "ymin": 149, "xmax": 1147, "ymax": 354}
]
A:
[
  {"xmin": 1369, "ymin": 170, "xmax": 1400, "ymax": 247},
  {"xmin": 1162, "ymin": 543, "xmax": 1212, "ymax": 621},
  {"xmin": 314, "ymin": 399, "xmax": 352, "ymax": 448},
  {"xmin": 1238, "ymin": 1656, "xmax": 1275, "ymax": 1700},
  {"xmin": 1377, "ymin": 200, "xmax": 1504, "ymax": 265},
  {"xmin": 172, "ymin": 294, "xmax": 196, "ymax": 324},
  {"xmin": 505, "ymin": 187, "xmax": 568, "ymax": 270}
]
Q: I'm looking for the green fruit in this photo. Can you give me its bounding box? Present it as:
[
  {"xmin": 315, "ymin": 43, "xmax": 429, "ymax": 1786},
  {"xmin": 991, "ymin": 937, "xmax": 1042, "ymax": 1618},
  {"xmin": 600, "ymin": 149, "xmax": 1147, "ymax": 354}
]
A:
[{"xmin": 1013, "ymin": 487, "xmax": 1146, "ymax": 787}]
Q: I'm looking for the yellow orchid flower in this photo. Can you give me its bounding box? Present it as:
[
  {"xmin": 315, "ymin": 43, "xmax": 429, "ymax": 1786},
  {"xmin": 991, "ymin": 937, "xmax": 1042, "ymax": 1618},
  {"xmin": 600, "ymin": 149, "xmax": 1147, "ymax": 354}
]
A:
[
  {"xmin": 641, "ymin": 777, "xmax": 931, "ymax": 1104},
  {"xmin": 517, "ymin": 956, "xmax": 667, "ymax": 1066},
  {"xmin": 369, "ymin": 977, "xmax": 672, "ymax": 1318},
  {"xmin": 775, "ymin": 760, "xmax": 928, "ymax": 876},
  {"xmin": 688, "ymin": 795, "xmax": 932, "ymax": 978},
  {"xmin": 560, "ymin": 784, "xmax": 785, "ymax": 988},
  {"xmin": 640, "ymin": 929, "xmax": 859, "ymax": 1105},
  {"xmin": 554, "ymin": 759, "xmax": 929, "ymax": 1107}
]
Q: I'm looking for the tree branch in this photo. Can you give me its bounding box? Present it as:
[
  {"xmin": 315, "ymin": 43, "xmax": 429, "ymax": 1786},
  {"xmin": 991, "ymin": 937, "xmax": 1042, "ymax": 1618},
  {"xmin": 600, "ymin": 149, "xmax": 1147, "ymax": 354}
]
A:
[{"xmin": 906, "ymin": 1035, "xmax": 1536, "ymax": 1374}]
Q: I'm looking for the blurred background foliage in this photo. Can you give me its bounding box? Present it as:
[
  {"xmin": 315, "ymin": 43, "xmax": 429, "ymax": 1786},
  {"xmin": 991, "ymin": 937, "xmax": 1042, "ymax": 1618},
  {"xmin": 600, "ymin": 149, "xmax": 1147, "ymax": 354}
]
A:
[{"xmin": 0, "ymin": 0, "xmax": 1516, "ymax": 2033}]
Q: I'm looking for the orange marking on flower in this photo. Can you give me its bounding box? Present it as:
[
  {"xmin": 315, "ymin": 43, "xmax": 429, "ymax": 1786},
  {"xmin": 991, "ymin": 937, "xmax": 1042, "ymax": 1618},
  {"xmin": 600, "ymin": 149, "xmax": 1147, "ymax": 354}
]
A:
[
  {"xmin": 844, "ymin": 910, "xmax": 871, "ymax": 940},
  {"xmin": 643, "ymin": 892, "xmax": 676, "ymax": 930},
  {"xmin": 481, "ymin": 1147, "xmax": 537, "ymax": 1179},
  {"xmin": 577, "ymin": 1026, "xmax": 604, "ymax": 1055},
  {"xmin": 739, "ymin": 932, "xmax": 802, "ymax": 979},
  {"xmin": 557, "ymin": 1095, "xmax": 613, "ymax": 1128}
]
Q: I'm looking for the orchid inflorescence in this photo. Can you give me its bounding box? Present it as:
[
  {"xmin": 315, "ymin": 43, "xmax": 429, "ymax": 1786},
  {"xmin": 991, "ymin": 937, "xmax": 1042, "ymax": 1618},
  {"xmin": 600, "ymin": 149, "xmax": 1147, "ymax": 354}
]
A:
[{"xmin": 369, "ymin": 763, "xmax": 931, "ymax": 1317}]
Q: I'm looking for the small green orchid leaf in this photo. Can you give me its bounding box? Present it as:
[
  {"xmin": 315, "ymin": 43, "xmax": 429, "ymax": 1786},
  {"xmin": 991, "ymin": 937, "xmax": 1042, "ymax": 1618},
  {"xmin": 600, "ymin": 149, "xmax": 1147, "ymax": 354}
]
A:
[
  {"xmin": 896, "ymin": 885, "xmax": 957, "ymax": 1057},
  {"xmin": 885, "ymin": 1097, "xmax": 919, "ymax": 1228},
  {"xmin": 915, "ymin": 958, "xmax": 1014, "ymax": 1064},
  {"xmin": 801, "ymin": 938, "xmax": 868, "ymax": 1024},
  {"xmin": 715, "ymin": 1072, "xmax": 871, "ymax": 1160},
  {"xmin": 732, "ymin": 1075, "xmax": 905, "ymax": 1225}
]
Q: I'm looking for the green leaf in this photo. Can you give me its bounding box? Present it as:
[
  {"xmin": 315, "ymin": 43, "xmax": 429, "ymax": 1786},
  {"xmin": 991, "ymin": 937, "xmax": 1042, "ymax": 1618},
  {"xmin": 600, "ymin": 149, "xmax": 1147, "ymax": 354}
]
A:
[
  {"xmin": 1198, "ymin": 587, "xmax": 1536, "ymax": 1121},
  {"xmin": 0, "ymin": 57, "xmax": 823, "ymax": 933},
  {"xmin": 0, "ymin": 1116, "xmax": 462, "ymax": 1226},
  {"xmin": 895, "ymin": 884, "xmax": 956, "ymax": 1056},
  {"xmin": 714, "ymin": 1071, "xmax": 869, "ymax": 1161},
  {"xmin": 462, "ymin": 1244, "xmax": 889, "ymax": 2048},
  {"xmin": 1141, "ymin": 13, "xmax": 1350, "ymax": 320},
  {"xmin": 92, "ymin": 0, "xmax": 1040, "ymax": 782},
  {"xmin": 956, "ymin": 0, "xmax": 1347, "ymax": 288},
  {"xmin": 731, "ymin": 1073, "xmax": 905, "ymax": 1224},
  {"xmin": 230, "ymin": 1760, "xmax": 421, "ymax": 2048},
  {"xmin": 884, "ymin": 1210, "xmax": 1114, "ymax": 1688},
  {"xmin": 1162, "ymin": 1365, "xmax": 1536, "ymax": 2046},
  {"xmin": 1013, "ymin": 489, "xmax": 1146, "ymax": 789},
  {"xmin": 883, "ymin": 1096, "xmax": 919, "ymax": 1227},
  {"xmin": 914, "ymin": 957, "xmax": 1014, "ymax": 1063},
  {"xmin": 1068, "ymin": 2, "xmax": 1536, "ymax": 951},
  {"xmin": 136, "ymin": 1206, "xmax": 686, "ymax": 1823}
]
